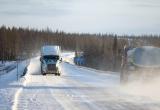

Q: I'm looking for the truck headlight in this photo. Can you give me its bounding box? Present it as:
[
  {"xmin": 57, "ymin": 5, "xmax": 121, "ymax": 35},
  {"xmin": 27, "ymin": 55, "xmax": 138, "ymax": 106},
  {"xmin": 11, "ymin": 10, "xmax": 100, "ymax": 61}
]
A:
[
  {"xmin": 42, "ymin": 63, "xmax": 47, "ymax": 71},
  {"xmin": 56, "ymin": 63, "xmax": 59, "ymax": 67}
]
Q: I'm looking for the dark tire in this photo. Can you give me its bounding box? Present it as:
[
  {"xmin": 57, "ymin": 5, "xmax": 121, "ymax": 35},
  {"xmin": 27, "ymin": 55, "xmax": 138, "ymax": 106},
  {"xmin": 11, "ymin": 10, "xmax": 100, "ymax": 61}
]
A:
[
  {"xmin": 55, "ymin": 72, "xmax": 60, "ymax": 76},
  {"xmin": 42, "ymin": 73, "xmax": 46, "ymax": 75},
  {"xmin": 55, "ymin": 68, "xmax": 60, "ymax": 76},
  {"xmin": 57, "ymin": 73, "xmax": 61, "ymax": 76},
  {"xmin": 57, "ymin": 69, "xmax": 61, "ymax": 76},
  {"xmin": 41, "ymin": 65, "xmax": 46, "ymax": 75}
]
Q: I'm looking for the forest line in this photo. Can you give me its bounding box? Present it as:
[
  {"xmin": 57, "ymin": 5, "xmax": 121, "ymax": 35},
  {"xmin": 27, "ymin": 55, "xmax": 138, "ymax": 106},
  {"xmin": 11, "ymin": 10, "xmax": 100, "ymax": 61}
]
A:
[{"xmin": 0, "ymin": 26, "xmax": 160, "ymax": 71}]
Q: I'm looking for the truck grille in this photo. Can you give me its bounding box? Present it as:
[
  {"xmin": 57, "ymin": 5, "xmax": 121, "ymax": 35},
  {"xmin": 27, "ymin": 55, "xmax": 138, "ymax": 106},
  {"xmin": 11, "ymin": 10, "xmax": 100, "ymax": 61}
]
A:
[{"xmin": 47, "ymin": 64, "xmax": 56, "ymax": 71}]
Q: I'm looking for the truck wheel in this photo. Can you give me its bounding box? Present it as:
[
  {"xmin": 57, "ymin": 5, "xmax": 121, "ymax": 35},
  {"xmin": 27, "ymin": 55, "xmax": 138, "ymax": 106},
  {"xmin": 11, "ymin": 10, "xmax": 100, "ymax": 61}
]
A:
[
  {"xmin": 56, "ymin": 69, "xmax": 61, "ymax": 76},
  {"xmin": 41, "ymin": 66, "xmax": 46, "ymax": 75},
  {"xmin": 55, "ymin": 73, "xmax": 60, "ymax": 76},
  {"xmin": 57, "ymin": 73, "xmax": 61, "ymax": 76},
  {"xmin": 42, "ymin": 73, "xmax": 46, "ymax": 75}
]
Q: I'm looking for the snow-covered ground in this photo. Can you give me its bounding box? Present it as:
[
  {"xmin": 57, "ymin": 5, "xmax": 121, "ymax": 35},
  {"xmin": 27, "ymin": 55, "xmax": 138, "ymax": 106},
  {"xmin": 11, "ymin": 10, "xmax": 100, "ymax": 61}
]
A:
[
  {"xmin": 0, "ymin": 60, "xmax": 29, "ymax": 110},
  {"xmin": 0, "ymin": 61, "xmax": 16, "ymax": 66},
  {"xmin": 0, "ymin": 61, "xmax": 16, "ymax": 74},
  {"xmin": 1, "ymin": 54, "xmax": 160, "ymax": 110}
]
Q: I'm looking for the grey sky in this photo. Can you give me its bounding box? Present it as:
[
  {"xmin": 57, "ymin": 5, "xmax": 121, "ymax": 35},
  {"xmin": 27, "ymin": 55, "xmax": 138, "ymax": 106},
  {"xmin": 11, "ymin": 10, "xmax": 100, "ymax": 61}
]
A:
[{"xmin": 0, "ymin": 0, "xmax": 160, "ymax": 35}]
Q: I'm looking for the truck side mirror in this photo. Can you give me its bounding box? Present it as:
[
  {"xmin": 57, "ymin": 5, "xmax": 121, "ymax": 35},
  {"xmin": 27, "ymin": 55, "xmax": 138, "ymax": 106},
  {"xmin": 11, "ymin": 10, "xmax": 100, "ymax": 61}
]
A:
[
  {"xmin": 60, "ymin": 58, "xmax": 62, "ymax": 62},
  {"xmin": 40, "ymin": 57, "xmax": 42, "ymax": 62}
]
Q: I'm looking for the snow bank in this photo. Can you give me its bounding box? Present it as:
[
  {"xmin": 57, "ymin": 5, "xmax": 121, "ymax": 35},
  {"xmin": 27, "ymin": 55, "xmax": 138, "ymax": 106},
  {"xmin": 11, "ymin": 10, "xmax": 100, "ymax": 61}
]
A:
[
  {"xmin": 0, "ymin": 60, "xmax": 30, "ymax": 110},
  {"xmin": 0, "ymin": 61, "xmax": 16, "ymax": 74},
  {"xmin": 0, "ymin": 60, "xmax": 29, "ymax": 85},
  {"xmin": 12, "ymin": 57, "xmax": 40, "ymax": 110}
]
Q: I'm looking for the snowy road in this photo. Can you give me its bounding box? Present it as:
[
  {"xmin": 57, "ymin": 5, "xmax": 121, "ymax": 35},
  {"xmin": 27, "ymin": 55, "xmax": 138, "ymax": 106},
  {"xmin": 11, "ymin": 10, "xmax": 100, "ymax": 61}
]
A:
[{"xmin": 12, "ymin": 57, "xmax": 160, "ymax": 110}]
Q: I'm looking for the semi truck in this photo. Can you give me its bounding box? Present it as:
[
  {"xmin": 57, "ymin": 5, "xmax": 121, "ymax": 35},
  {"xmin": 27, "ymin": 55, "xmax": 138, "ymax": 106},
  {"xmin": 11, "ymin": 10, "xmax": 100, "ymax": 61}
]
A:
[
  {"xmin": 121, "ymin": 46, "xmax": 160, "ymax": 83},
  {"xmin": 40, "ymin": 45, "xmax": 62, "ymax": 76}
]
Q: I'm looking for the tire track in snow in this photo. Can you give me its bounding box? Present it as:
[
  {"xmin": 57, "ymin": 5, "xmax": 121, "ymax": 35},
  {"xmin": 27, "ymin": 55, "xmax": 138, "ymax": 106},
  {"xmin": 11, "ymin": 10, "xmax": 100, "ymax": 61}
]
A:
[
  {"xmin": 44, "ymin": 74, "xmax": 102, "ymax": 110},
  {"xmin": 11, "ymin": 57, "xmax": 37, "ymax": 110},
  {"xmin": 11, "ymin": 77, "xmax": 28, "ymax": 110}
]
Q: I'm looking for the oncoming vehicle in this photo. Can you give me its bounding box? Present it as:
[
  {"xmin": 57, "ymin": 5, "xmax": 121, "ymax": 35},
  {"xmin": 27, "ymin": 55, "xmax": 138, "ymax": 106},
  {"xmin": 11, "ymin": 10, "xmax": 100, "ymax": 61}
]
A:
[
  {"xmin": 74, "ymin": 51, "xmax": 85, "ymax": 66},
  {"xmin": 40, "ymin": 45, "xmax": 62, "ymax": 76},
  {"xmin": 121, "ymin": 46, "xmax": 160, "ymax": 83}
]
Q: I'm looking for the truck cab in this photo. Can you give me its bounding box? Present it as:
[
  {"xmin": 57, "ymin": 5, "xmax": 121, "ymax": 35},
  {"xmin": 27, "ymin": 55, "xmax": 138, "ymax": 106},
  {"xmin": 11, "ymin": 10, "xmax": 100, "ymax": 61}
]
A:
[{"xmin": 40, "ymin": 45, "xmax": 62, "ymax": 76}]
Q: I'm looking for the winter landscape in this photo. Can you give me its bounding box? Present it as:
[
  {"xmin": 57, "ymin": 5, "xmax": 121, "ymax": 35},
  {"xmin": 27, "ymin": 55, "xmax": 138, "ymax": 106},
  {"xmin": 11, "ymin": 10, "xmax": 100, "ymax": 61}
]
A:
[{"xmin": 0, "ymin": 0, "xmax": 160, "ymax": 110}]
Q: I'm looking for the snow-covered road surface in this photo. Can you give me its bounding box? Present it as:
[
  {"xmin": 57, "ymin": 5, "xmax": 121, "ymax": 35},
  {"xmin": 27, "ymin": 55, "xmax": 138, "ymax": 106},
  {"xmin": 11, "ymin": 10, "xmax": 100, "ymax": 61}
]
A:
[{"xmin": 8, "ymin": 57, "xmax": 160, "ymax": 110}]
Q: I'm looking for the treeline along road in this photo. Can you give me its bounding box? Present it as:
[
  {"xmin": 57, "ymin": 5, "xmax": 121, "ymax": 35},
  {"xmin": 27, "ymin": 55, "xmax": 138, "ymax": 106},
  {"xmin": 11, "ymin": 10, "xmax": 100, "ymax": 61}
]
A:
[{"xmin": 0, "ymin": 26, "xmax": 160, "ymax": 71}]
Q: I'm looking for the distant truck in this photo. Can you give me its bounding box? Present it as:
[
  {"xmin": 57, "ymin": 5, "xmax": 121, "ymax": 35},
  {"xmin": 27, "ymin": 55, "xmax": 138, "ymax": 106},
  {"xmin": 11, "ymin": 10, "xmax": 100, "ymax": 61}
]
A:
[
  {"xmin": 74, "ymin": 51, "xmax": 85, "ymax": 66},
  {"xmin": 40, "ymin": 45, "xmax": 62, "ymax": 76},
  {"xmin": 121, "ymin": 46, "xmax": 160, "ymax": 83}
]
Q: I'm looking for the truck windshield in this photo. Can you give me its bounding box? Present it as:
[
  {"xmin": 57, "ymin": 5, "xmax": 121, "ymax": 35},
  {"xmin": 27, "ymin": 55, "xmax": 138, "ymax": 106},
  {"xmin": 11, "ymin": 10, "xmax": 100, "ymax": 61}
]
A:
[
  {"xmin": 134, "ymin": 47, "xmax": 160, "ymax": 67},
  {"xmin": 43, "ymin": 55, "xmax": 59, "ymax": 63}
]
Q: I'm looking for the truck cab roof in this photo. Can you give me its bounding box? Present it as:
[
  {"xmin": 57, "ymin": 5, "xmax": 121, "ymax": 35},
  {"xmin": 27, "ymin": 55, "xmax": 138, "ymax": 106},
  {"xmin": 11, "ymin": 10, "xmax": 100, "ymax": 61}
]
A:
[{"xmin": 41, "ymin": 45, "xmax": 60, "ymax": 56}]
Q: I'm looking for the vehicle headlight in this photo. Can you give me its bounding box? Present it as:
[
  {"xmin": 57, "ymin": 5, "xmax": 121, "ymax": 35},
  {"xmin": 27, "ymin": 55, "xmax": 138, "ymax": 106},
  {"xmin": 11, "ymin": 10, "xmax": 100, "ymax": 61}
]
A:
[
  {"xmin": 56, "ymin": 63, "xmax": 59, "ymax": 67},
  {"xmin": 42, "ymin": 64, "xmax": 47, "ymax": 71}
]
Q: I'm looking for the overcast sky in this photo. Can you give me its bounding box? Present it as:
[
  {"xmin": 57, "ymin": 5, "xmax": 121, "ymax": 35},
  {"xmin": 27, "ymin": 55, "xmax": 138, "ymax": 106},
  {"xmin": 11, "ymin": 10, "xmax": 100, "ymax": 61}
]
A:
[{"xmin": 0, "ymin": 0, "xmax": 160, "ymax": 35}]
